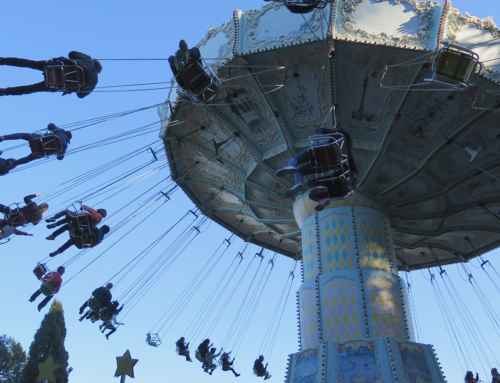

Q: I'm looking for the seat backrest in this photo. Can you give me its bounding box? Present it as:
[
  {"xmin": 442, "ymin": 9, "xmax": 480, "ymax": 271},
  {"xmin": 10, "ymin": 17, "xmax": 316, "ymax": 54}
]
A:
[
  {"xmin": 29, "ymin": 135, "xmax": 63, "ymax": 156},
  {"xmin": 44, "ymin": 65, "xmax": 84, "ymax": 89},
  {"xmin": 7, "ymin": 212, "xmax": 27, "ymax": 227},
  {"xmin": 318, "ymin": 177, "xmax": 350, "ymax": 199},
  {"xmin": 40, "ymin": 282, "xmax": 54, "ymax": 296},
  {"xmin": 44, "ymin": 66, "xmax": 65, "ymax": 88},
  {"xmin": 308, "ymin": 143, "xmax": 343, "ymax": 168},
  {"xmin": 435, "ymin": 49, "xmax": 476, "ymax": 82},
  {"xmin": 33, "ymin": 264, "xmax": 49, "ymax": 280},
  {"xmin": 89, "ymin": 297, "xmax": 102, "ymax": 311},
  {"xmin": 63, "ymin": 66, "xmax": 85, "ymax": 86},
  {"xmin": 178, "ymin": 60, "xmax": 213, "ymax": 95}
]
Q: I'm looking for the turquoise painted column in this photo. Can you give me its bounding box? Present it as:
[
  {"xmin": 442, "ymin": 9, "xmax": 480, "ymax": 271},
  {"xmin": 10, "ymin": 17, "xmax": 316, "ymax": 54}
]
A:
[{"xmin": 285, "ymin": 192, "xmax": 447, "ymax": 383}]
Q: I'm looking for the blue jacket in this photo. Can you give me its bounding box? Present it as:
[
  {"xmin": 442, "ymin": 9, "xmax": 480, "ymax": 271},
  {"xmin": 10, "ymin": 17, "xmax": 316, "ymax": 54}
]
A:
[{"xmin": 46, "ymin": 123, "xmax": 69, "ymax": 160}]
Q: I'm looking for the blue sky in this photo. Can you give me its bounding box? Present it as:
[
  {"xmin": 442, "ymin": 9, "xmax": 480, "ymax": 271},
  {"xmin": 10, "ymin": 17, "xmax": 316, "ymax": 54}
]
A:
[{"xmin": 1, "ymin": 1, "xmax": 500, "ymax": 383}]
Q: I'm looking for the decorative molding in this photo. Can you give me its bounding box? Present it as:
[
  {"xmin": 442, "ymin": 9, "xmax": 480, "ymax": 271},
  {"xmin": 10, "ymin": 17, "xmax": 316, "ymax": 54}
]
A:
[
  {"xmin": 242, "ymin": 2, "xmax": 328, "ymax": 55},
  {"xmin": 196, "ymin": 18, "xmax": 236, "ymax": 65},
  {"xmin": 337, "ymin": 0, "xmax": 440, "ymax": 49}
]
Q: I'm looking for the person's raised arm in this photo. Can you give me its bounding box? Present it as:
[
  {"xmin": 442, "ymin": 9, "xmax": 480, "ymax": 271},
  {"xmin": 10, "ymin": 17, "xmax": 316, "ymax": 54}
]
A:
[{"xmin": 24, "ymin": 194, "xmax": 38, "ymax": 204}]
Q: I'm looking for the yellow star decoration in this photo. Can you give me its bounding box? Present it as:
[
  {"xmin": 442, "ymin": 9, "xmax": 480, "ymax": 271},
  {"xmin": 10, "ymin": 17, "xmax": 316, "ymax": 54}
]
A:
[
  {"xmin": 37, "ymin": 356, "xmax": 58, "ymax": 383},
  {"xmin": 115, "ymin": 350, "xmax": 138, "ymax": 378}
]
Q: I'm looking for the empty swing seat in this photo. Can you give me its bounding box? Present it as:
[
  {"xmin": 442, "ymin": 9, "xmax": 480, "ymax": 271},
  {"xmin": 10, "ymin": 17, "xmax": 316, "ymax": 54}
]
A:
[
  {"xmin": 426, "ymin": 41, "xmax": 482, "ymax": 90},
  {"xmin": 146, "ymin": 333, "xmax": 161, "ymax": 347},
  {"xmin": 33, "ymin": 263, "xmax": 49, "ymax": 280},
  {"xmin": 29, "ymin": 135, "xmax": 63, "ymax": 157},
  {"xmin": 176, "ymin": 58, "xmax": 220, "ymax": 104},
  {"xmin": 44, "ymin": 64, "xmax": 85, "ymax": 91}
]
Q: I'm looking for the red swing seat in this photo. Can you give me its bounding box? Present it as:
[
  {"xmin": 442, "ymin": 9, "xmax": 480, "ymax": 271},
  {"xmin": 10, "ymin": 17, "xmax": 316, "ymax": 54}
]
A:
[
  {"xmin": 176, "ymin": 58, "xmax": 220, "ymax": 104},
  {"xmin": 316, "ymin": 175, "xmax": 353, "ymax": 200},
  {"xmin": 44, "ymin": 63, "xmax": 85, "ymax": 91},
  {"xmin": 29, "ymin": 135, "xmax": 63, "ymax": 157},
  {"xmin": 33, "ymin": 263, "xmax": 49, "ymax": 280}
]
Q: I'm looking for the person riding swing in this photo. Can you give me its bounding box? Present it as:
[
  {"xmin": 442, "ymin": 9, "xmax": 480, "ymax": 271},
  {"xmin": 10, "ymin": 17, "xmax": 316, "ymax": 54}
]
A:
[
  {"xmin": 0, "ymin": 123, "xmax": 72, "ymax": 167},
  {"xmin": 0, "ymin": 51, "xmax": 101, "ymax": 98}
]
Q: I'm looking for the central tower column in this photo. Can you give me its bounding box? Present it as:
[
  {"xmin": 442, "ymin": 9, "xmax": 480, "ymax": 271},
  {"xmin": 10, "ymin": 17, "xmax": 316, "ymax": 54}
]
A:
[{"xmin": 285, "ymin": 193, "xmax": 446, "ymax": 383}]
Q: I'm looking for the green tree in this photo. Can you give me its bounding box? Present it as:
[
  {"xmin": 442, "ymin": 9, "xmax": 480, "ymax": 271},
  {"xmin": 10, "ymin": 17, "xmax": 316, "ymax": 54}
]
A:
[
  {"xmin": 21, "ymin": 300, "xmax": 69, "ymax": 383},
  {"xmin": 0, "ymin": 335, "xmax": 27, "ymax": 383}
]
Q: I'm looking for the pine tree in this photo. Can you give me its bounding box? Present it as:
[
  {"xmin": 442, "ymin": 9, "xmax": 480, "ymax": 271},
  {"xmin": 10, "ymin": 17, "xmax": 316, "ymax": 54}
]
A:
[
  {"xmin": 0, "ymin": 335, "xmax": 27, "ymax": 383},
  {"xmin": 21, "ymin": 300, "xmax": 69, "ymax": 383}
]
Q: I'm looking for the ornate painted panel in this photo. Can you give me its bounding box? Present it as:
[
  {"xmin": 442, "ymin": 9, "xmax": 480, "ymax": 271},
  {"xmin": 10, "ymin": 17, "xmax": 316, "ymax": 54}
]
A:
[
  {"xmin": 320, "ymin": 273, "xmax": 364, "ymax": 342},
  {"xmin": 355, "ymin": 210, "xmax": 391, "ymax": 272},
  {"xmin": 318, "ymin": 208, "xmax": 354, "ymax": 272},
  {"xmin": 288, "ymin": 346, "xmax": 324, "ymax": 383},
  {"xmin": 364, "ymin": 270, "xmax": 406, "ymax": 340},
  {"xmin": 302, "ymin": 219, "xmax": 318, "ymax": 282},
  {"xmin": 299, "ymin": 280, "xmax": 320, "ymax": 350}
]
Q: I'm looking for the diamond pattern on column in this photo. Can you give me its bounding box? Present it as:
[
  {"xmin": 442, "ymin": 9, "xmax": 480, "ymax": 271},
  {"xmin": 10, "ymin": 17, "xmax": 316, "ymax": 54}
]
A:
[
  {"xmin": 293, "ymin": 195, "xmax": 317, "ymax": 228},
  {"xmin": 302, "ymin": 223, "xmax": 317, "ymax": 281},
  {"xmin": 300, "ymin": 288, "xmax": 318, "ymax": 349},
  {"xmin": 367, "ymin": 276, "xmax": 404, "ymax": 339},
  {"xmin": 358, "ymin": 214, "xmax": 389, "ymax": 272},
  {"xmin": 321, "ymin": 277, "xmax": 362, "ymax": 341},
  {"xmin": 321, "ymin": 214, "xmax": 352, "ymax": 272}
]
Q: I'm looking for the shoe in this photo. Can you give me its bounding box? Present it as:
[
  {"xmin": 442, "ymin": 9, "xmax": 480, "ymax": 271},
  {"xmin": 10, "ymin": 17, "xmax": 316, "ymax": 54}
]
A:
[
  {"xmin": 29, "ymin": 298, "xmax": 35, "ymax": 302},
  {"xmin": 106, "ymin": 334, "xmax": 110, "ymax": 340},
  {"xmin": 47, "ymin": 224, "xmax": 56, "ymax": 229},
  {"xmin": 315, "ymin": 199, "xmax": 331, "ymax": 212},
  {"xmin": 275, "ymin": 165, "xmax": 297, "ymax": 177},
  {"xmin": 49, "ymin": 251, "xmax": 59, "ymax": 257},
  {"xmin": 235, "ymin": 374, "xmax": 241, "ymax": 377},
  {"xmin": 309, "ymin": 186, "xmax": 327, "ymax": 198},
  {"xmin": 0, "ymin": 136, "xmax": 4, "ymax": 142},
  {"xmin": 46, "ymin": 235, "xmax": 55, "ymax": 241},
  {"xmin": 187, "ymin": 358, "xmax": 193, "ymax": 362},
  {"xmin": 38, "ymin": 305, "xmax": 43, "ymax": 312},
  {"xmin": 284, "ymin": 183, "xmax": 303, "ymax": 199},
  {"xmin": 45, "ymin": 218, "xmax": 56, "ymax": 223}
]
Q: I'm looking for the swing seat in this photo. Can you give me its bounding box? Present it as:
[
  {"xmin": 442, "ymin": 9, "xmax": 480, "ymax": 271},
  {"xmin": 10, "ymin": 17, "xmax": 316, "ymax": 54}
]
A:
[
  {"xmin": 29, "ymin": 135, "xmax": 63, "ymax": 157},
  {"xmin": 67, "ymin": 213, "xmax": 92, "ymax": 236},
  {"xmin": 195, "ymin": 350, "xmax": 205, "ymax": 362},
  {"xmin": 99, "ymin": 308, "xmax": 114, "ymax": 322},
  {"xmin": 284, "ymin": 0, "xmax": 330, "ymax": 12},
  {"xmin": 6, "ymin": 211, "xmax": 27, "ymax": 227},
  {"xmin": 40, "ymin": 282, "xmax": 54, "ymax": 296},
  {"xmin": 425, "ymin": 41, "xmax": 482, "ymax": 90},
  {"xmin": 146, "ymin": 333, "xmax": 161, "ymax": 347},
  {"xmin": 33, "ymin": 263, "xmax": 49, "ymax": 280},
  {"xmin": 44, "ymin": 63, "xmax": 85, "ymax": 91},
  {"xmin": 315, "ymin": 174, "xmax": 353, "ymax": 200},
  {"xmin": 89, "ymin": 297, "xmax": 102, "ymax": 311},
  {"xmin": 307, "ymin": 142, "xmax": 346, "ymax": 168},
  {"xmin": 253, "ymin": 367, "xmax": 265, "ymax": 377},
  {"xmin": 176, "ymin": 58, "xmax": 221, "ymax": 104}
]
